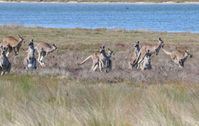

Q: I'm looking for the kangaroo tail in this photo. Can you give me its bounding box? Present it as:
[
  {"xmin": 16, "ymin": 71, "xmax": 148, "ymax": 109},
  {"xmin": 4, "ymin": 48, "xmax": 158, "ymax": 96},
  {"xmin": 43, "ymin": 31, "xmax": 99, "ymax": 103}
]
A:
[
  {"xmin": 162, "ymin": 48, "xmax": 172, "ymax": 56},
  {"xmin": 77, "ymin": 55, "xmax": 92, "ymax": 65}
]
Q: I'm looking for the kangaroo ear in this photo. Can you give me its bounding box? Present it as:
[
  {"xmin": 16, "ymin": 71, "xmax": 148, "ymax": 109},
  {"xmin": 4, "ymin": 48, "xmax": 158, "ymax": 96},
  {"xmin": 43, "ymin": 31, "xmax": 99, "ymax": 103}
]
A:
[
  {"xmin": 18, "ymin": 34, "xmax": 24, "ymax": 42},
  {"xmin": 18, "ymin": 34, "xmax": 22, "ymax": 38},
  {"xmin": 52, "ymin": 44, "xmax": 57, "ymax": 49},
  {"xmin": 52, "ymin": 44, "xmax": 56, "ymax": 47},
  {"xmin": 185, "ymin": 50, "xmax": 189, "ymax": 53},
  {"xmin": 30, "ymin": 39, "xmax": 34, "ymax": 43}
]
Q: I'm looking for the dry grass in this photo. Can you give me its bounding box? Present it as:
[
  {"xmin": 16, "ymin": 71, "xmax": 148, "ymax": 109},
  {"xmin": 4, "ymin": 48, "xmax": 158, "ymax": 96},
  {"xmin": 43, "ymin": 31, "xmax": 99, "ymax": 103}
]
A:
[
  {"xmin": 0, "ymin": 75, "xmax": 198, "ymax": 126},
  {"xmin": 0, "ymin": 26, "xmax": 198, "ymax": 125},
  {"xmin": 1, "ymin": 26, "xmax": 198, "ymax": 83}
]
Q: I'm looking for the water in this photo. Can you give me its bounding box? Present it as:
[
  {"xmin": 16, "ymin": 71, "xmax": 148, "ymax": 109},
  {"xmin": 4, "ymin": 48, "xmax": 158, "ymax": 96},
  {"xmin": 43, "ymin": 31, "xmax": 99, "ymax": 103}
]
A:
[{"xmin": 0, "ymin": 2, "xmax": 199, "ymax": 32}]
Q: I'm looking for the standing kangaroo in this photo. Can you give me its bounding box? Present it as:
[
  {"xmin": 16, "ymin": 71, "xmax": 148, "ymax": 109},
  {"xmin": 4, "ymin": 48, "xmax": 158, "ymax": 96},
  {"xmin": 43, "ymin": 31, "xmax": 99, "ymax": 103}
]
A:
[
  {"xmin": 34, "ymin": 42, "xmax": 57, "ymax": 67},
  {"xmin": 139, "ymin": 50, "xmax": 152, "ymax": 70},
  {"xmin": 2, "ymin": 34, "xmax": 25, "ymax": 56},
  {"xmin": 23, "ymin": 40, "xmax": 37, "ymax": 70},
  {"xmin": 129, "ymin": 41, "xmax": 141, "ymax": 69},
  {"xmin": 0, "ymin": 46, "xmax": 11, "ymax": 75},
  {"xmin": 137, "ymin": 38, "xmax": 164, "ymax": 69},
  {"xmin": 103, "ymin": 48, "xmax": 113, "ymax": 72}
]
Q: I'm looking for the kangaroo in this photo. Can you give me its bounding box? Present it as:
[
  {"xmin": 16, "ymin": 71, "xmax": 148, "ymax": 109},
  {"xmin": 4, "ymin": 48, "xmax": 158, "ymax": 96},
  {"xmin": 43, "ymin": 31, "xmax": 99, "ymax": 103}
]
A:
[
  {"xmin": 140, "ymin": 38, "xmax": 164, "ymax": 56},
  {"xmin": 0, "ymin": 46, "xmax": 11, "ymax": 75},
  {"xmin": 78, "ymin": 46, "xmax": 107, "ymax": 72},
  {"xmin": 139, "ymin": 50, "xmax": 152, "ymax": 71},
  {"xmin": 137, "ymin": 38, "xmax": 164, "ymax": 69},
  {"xmin": 129, "ymin": 41, "xmax": 141, "ymax": 69},
  {"xmin": 162, "ymin": 48, "xmax": 192, "ymax": 68},
  {"xmin": 23, "ymin": 40, "xmax": 37, "ymax": 70},
  {"xmin": 134, "ymin": 41, "xmax": 141, "ymax": 57},
  {"xmin": 104, "ymin": 48, "xmax": 113, "ymax": 72},
  {"xmin": 1, "ymin": 34, "xmax": 25, "ymax": 56},
  {"xmin": 35, "ymin": 42, "xmax": 57, "ymax": 67}
]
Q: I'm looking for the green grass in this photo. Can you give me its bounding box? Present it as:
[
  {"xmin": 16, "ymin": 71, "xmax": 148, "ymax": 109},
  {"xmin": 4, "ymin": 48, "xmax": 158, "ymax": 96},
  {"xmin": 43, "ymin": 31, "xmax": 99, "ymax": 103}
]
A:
[{"xmin": 0, "ymin": 75, "xmax": 198, "ymax": 126}]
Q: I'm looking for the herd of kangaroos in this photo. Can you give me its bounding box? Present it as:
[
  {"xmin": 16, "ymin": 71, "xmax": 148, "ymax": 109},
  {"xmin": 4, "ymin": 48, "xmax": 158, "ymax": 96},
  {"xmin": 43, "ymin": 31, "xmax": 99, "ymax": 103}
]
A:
[{"xmin": 0, "ymin": 35, "xmax": 193, "ymax": 75}]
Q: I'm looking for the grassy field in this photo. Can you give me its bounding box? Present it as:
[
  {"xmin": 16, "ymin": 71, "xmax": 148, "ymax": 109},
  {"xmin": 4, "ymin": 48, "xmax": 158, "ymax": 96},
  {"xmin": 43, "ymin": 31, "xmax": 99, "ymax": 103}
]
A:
[
  {"xmin": 0, "ymin": 26, "xmax": 198, "ymax": 125},
  {"xmin": 1, "ymin": 0, "xmax": 199, "ymax": 3},
  {"xmin": 0, "ymin": 75, "xmax": 199, "ymax": 126}
]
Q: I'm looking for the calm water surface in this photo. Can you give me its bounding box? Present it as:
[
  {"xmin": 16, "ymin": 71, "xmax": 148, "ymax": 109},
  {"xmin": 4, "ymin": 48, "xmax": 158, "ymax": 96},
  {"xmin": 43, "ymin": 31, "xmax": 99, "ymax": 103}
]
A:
[{"xmin": 0, "ymin": 3, "xmax": 198, "ymax": 32}]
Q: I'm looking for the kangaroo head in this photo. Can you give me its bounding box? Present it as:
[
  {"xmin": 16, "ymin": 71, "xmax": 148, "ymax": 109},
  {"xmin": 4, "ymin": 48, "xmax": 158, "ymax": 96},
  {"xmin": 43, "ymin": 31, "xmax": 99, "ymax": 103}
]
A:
[
  {"xmin": 0, "ymin": 46, "xmax": 8, "ymax": 56},
  {"xmin": 52, "ymin": 44, "xmax": 57, "ymax": 50},
  {"xmin": 185, "ymin": 50, "xmax": 193, "ymax": 58},
  {"xmin": 155, "ymin": 37, "xmax": 164, "ymax": 55},
  {"xmin": 28, "ymin": 39, "xmax": 34, "ymax": 49},
  {"xmin": 146, "ymin": 50, "xmax": 152, "ymax": 57},
  {"xmin": 99, "ymin": 46, "xmax": 105, "ymax": 54},
  {"xmin": 134, "ymin": 41, "xmax": 140, "ymax": 48},
  {"xmin": 18, "ymin": 34, "xmax": 25, "ymax": 43},
  {"xmin": 158, "ymin": 37, "xmax": 164, "ymax": 48},
  {"xmin": 107, "ymin": 48, "xmax": 113, "ymax": 57}
]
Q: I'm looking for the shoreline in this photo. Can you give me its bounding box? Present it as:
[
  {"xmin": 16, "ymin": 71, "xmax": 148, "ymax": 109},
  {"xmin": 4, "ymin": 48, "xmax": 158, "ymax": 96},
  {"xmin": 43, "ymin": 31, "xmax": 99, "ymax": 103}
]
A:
[
  {"xmin": 0, "ymin": 1, "xmax": 199, "ymax": 4},
  {"xmin": 2, "ymin": 25, "xmax": 199, "ymax": 34}
]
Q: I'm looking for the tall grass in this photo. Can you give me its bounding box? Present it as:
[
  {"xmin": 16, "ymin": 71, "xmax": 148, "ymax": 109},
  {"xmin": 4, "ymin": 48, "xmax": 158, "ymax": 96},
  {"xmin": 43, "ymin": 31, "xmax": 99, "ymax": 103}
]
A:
[{"xmin": 0, "ymin": 75, "xmax": 198, "ymax": 126}]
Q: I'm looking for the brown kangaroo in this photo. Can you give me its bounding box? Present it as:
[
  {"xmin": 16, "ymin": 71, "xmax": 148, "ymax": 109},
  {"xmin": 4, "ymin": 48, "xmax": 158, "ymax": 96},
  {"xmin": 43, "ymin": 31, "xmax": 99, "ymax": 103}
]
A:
[
  {"xmin": 1, "ymin": 34, "xmax": 25, "ymax": 56},
  {"xmin": 34, "ymin": 41, "xmax": 57, "ymax": 67}
]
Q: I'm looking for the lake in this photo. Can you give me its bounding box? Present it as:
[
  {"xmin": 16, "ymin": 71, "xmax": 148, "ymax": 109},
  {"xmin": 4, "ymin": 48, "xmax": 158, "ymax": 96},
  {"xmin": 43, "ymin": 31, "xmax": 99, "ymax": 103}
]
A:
[{"xmin": 0, "ymin": 2, "xmax": 198, "ymax": 32}]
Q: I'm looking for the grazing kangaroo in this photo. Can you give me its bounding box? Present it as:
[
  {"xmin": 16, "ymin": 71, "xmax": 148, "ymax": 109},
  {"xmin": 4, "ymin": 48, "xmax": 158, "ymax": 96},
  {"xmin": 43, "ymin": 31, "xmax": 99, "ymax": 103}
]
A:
[
  {"xmin": 35, "ymin": 42, "xmax": 57, "ymax": 67},
  {"xmin": 0, "ymin": 46, "xmax": 11, "ymax": 75},
  {"xmin": 23, "ymin": 40, "xmax": 37, "ymax": 70},
  {"xmin": 139, "ymin": 50, "xmax": 152, "ymax": 70},
  {"xmin": 162, "ymin": 48, "xmax": 192, "ymax": 68},
  {"xmin": 78, "ymin": 46, "xmax": 108, "ymax": 72},
  {"xmin": 2, "ymin": 34, "xmax": 25, "ymax": 56},
  {"xmin": 137, "ymin": 38, "xmax": 164, "ymax": 69},
  {"xmin": 129, "ymin": 41, "xmax": 141, "ymax": 69}
]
